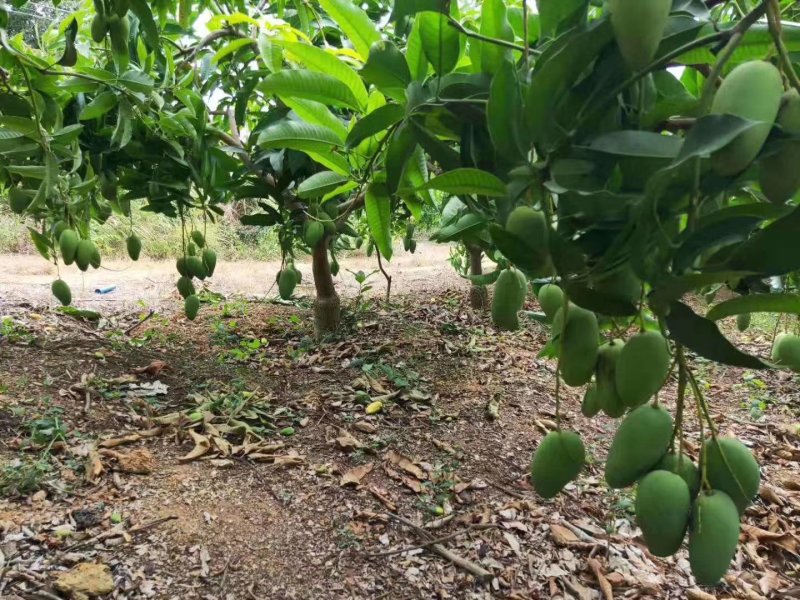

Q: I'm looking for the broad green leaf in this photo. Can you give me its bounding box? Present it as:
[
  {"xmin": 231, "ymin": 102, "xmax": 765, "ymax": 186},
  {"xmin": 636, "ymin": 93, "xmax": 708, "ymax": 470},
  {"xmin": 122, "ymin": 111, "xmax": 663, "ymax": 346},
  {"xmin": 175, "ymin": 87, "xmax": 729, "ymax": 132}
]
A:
[
  {"xmin": 207, "ymin": 12, "xmax": 260, "ymax": 30},
  {"xmin": 563, "ymin": 283, "xmax": 638, "ymax": 317},
  {"xmin": 673, "ymin": 215, "xmax": 763, "ymax": 273},
  {"xmin": 118, "ymin": 70, "xmax": 155, "ymax": 94},
  {"xmin": 346, "ymin": 103, "xmax": 405, "ymax": 149},
  {"xmin": 478, "ymin": 0, "xmax": 514, "ymax": 74},
  {"xmin": 319, "ymin": 0, "xmax": 381, "ymax": 61},
  {"xmin": 648, "ymin": 271, "xmax": 755, "ymax": 313},
  {"xmin": 672, "ymin": 115, "xmax": 760, "ymax": 166},
  {"xmin": 257, "ymin": 35, "xmax": 283, "ymax": 73},
  {"xmin": 386, "ymin": 123, "xmax": 418, "ymax": 195},
  {"xmin": 391, "ymin": 0, "xmax": 447, "ymax": 21},
  {"xmin": 0, "ymin": 116, "xmax": 38, "ymax": 136},
  {"xmin": 365, "ymin": 182, "xmax": 393, "ymax": 260},
  {"xmin": 432, "ymin": 213, "xmax": 486, "ymax": 242},
  {"xmin": 259, "ymin": 70, "xmax": 363, "ymax": 111},
  {"xmin": 360, "ymin": 41, "xmax": 411, "ymax": 99},
  {"xmin": 525, "ymin": 19, "xmax": 614, "ymax": 150},
  {"xmin": 5, "ymin": 165, "xmax": 48, "ymax": 178},
  {"xmin": 406, "ymin": 16, "xmax": 429, "ymax": 81},
  {"xmin": 489, "ymin": 224, "xmax": 551, "ymax": 274},
  {"xmin": 27, "ymin": 227, "xmax": 51, "ymax": 260},
  {"xmin": 281, "ymin": 41, "xmax": 368, "ymax": 108},
  {"xmin": 538, "ymin": 0, "xmax": 589, "ymax": 38},
  {"xmin": 57, "ymin": 17, "xmax": 78, "ymax": 67},
  {"xmin": 465, "ymin": 269, "xmax": 501, "ymax": 285},
  {"xmin": 707, "ymin": 293, "xmax": 800, "ymax": 321},
  {"xmin": 402, "ymin": 146, "xmax": 433, "ymax": 211},
  {"xmin": 79, "ymin": 91, "xmax": 118, "ymax": 120},
  {"xmin": 416, "ymin": 168, "xmax": 506, "ymax": 197},
  {"xmin": 130, "ymin": 0, "xmax": 160, "ymax": 53},
  {"xmin": 304, "ymin": 150, "xmax": 350, "ymax": 175},
  {"xmin": 488, "ymin": 60, "xmax": 525, "ymax": 162},
  {"xmin": 418, "ymin": 11, "xmax": 460, "ymax": 75},
  {"xmin": 111, "ymin": 98, "xmax": 133, "ymax": 148},
  {"xmin": 212, "ymin": 38, "xmax": 255, "ymax": 64},
  {"xmin": 282, "ymin": 98, "xmax": 347, "ymax": 142},
  {"xmin": 665, "ymin": 301, "xmax": 767, "ymax": 368},
  {"xmin": 297, "ymin": 171, "xmax": 348, "ymax": 199},
  {"xmin": 584, "ymin": 131, "xmax": 683, "ymax": 158},
  {"xmin": 728, "ymin": 207, "xmax": 800, "ymax": 276},
  {"xmin": 257, "ymin": 121, "xmax": 342, "ymax": 152}
]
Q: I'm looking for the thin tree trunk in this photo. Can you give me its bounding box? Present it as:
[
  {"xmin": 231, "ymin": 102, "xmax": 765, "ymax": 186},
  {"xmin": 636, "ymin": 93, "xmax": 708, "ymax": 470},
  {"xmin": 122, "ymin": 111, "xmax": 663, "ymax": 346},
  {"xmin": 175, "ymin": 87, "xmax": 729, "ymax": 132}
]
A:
[
  {"xmin": 468, "ymin": 244, "xmax": 488, "ymax": 310},
  {"xmin": 312, "ymin": 237, "xmax": 341, "ymax": 338}
]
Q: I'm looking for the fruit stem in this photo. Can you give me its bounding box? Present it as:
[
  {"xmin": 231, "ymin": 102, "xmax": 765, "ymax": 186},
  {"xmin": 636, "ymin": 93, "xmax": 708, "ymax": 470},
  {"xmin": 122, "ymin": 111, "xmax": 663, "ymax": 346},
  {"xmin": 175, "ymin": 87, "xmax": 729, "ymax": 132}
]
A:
[
  {"xmin": 678, "ymin": 348, "xmax": 711, "ymax": 491},
  {"xmin": 670, "ymin": 345, "xmax": 688, "ymax": 451},
  {"xmin": 697, "ymin": 28, "xmax": 747, "ymax": 114},
  {"xmin": 767, "ymin": 0, "xmax": 800, "ymax": 94},
  {"xmin": 554, "ymin": 292, "xmax": 570, "ymax": 431}
]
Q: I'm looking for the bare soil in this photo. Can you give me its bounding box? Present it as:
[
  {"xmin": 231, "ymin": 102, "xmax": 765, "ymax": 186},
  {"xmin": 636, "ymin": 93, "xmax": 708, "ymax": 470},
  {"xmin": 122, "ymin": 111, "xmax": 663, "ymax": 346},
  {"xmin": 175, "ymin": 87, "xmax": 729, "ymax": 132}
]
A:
[{"xmin": 0, "ymin": 252, "xmax": 798, "ymax": 600}]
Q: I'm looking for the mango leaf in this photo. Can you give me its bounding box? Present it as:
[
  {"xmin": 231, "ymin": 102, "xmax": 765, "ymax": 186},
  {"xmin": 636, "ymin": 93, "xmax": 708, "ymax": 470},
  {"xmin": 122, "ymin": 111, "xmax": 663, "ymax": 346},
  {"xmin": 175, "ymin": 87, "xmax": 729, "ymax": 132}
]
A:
[
  {"xmin": 257, "ymin": 34, "xmax": 283, "ymax": 72},
  {"xmin": 386, "ymin": 123, "xmax": 418, "ymax": 195},
  {"xmin": 319, "ymin": 0, "xmax": 381, "ymax": 60},
  {"xmin": 727, "ymin": 207, "xmax": 800, "ymax": 276},
  {"xmin": 257, "ymin": 121, "xmax": 342, "ymax": 154},
  {"xmin": 360, "ymin": 41, "xmax": 411, "ymax": 99},
  {"xmin": 648, "ymin": 271, "xmax": 754, "ymax": 313},
  {"xmin": 405, "ymin": 16, "xmax": 429, "ymax": 81},
  {"xmin": 488, "ymin": 60, "xmax": 525, "ymax": 162},
  {"xmin": 212, "ymin": 38, "xmax": 253, "ymax": 64},
  {"xmin": 111, "ymin": 97, "xmax": 132, "ymax": 148},
  {"xmin": 672, "ymin": 114, "xmax": 759, "ymax": 166},
  {"xmin": 409, "ymin": 119, "xmax": 460, "ymax": 171},
  {"xmin": 365, "ymin": 182, "xmax": 393, "ymax": 260},
  {"xmin": 297, "ymin": 171, "xmax": 348, "ymax": 199},
  {"xmin": 118, "ymin": 70, "xmax": 154, "ymax": 94},
  {"xmin": 538, "ymin": 0, "xmax": 588, "ymax": 39},
  {"xmin": 478, "ymin": 0, "xmax": 514, "ymax": 74},
  {"xmin": 391, "ymin": 0, "xmax": 447, "ymax": 21},
  {"xmin": 282, "ymin": 97, "xmax": 347, "ymax": 142},
  {"xmin": 673, "ymin": 215, "xmax": 763, "ymax": 273},
  {"xmin": 584, "ymin": 130, "xmax": 683, "ymax": 159},
  {"xmin": 28, "ymin": 227, "xmax": 51, "ymax": 260},
  {"xmin": 281, "ymin": 41, "xmax": 368, "ymax": 108},
  {"xmin": 563, "ymin": 283, "xmax": 638, "ymax": 317},
  {"xmin": 418, "ymin": 11, "xmax": 460, "ymax": 75},
  {"xmin": 346, "ymin": 103, "xmax": 405, "ymax": 149},
  {"xmin": 415, "ymin": 168, "xmax": 506, "ymax": 197},
  {"xmin": 259, "ymin": 70, "xmax": 363, "ymax": 111},
  {"xmin": 707, "ymin": 293, "xmax": 800, "ymax": 321},
  {"xmin": 130, "ymin": 0, "xmax": 160, "ymax": 53},
  {"xmin": 665, "ymin": 301, "xmax": 767, "ymax": 368},
  {"xmin": 79, "ymin": 91, "xmax": 118, "ymax": 121},
  {"xmin": 465, "ymin": 269, "xmax": 501, "ymax": 285},
  {"xmin": 431, "ymin": 213, "xmax": 486, "ymax": 242}
]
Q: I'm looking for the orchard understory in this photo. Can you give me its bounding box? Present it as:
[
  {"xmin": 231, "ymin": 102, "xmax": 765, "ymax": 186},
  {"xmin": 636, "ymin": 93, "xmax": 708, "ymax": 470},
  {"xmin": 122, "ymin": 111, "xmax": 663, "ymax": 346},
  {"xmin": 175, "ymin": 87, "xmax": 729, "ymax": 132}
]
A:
[{"xmin": 2, "ymin": 0, "xmax": 800, "ymax": 597}]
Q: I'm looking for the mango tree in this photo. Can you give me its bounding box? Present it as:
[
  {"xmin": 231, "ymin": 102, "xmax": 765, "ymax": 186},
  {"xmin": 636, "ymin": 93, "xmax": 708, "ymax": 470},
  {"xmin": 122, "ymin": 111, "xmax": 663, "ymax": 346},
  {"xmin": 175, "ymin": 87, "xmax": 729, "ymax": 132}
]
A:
[{"xmin": 359, "ymin": 0, "xmax": 800, "ymax": 587}]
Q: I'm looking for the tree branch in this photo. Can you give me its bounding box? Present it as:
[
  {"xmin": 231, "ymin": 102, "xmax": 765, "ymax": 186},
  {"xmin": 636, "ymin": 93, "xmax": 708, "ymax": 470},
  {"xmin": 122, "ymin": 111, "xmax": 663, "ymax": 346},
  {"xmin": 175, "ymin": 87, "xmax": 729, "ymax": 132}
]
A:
[
  {"xmin": 176, "ymin": 28, "xmax": 250, "ymax": 59},
  {"xmin": 446, "ymin": 15, "xmax": 529, "ymax": 54}
]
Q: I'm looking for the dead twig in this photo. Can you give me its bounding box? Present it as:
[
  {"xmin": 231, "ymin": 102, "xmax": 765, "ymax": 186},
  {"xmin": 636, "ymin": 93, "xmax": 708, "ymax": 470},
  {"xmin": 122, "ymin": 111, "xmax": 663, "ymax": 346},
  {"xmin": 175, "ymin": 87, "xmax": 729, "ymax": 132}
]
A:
[
  {"xmin": 366, "ymin": 523, "xmax": 497, "ymax": 558},
  {"xmin": 128, "ymin": 515, "xmax": 178, "ymax": 535},
  {"xmin": 125, "ymin": 309, "xmax": 155, "ymax": 336},
  {"xmin": 386, "ymin": 513, "xmax": 493, "ymax": 581}
]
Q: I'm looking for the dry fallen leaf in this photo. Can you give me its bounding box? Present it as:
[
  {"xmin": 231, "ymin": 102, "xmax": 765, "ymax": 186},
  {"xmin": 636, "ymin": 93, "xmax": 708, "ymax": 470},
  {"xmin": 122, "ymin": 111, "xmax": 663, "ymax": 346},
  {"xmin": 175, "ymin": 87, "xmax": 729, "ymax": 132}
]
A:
[
  {"xmin": 179, "ymin": 431, "xmax": 211, "ymax": 462},
  {"xmin": 84, "ymin": 447, "xmax": 104, "ymax": 484},
  {"xmin": 340, "ymin": 463, "xmax": 374, "ymax": 487},
  {"xmin": 587, "ymin": 558, "xmax": 613, "ymax": 600},
  {"xmin": 132, "ymin": 360, "xmax": 169, "ymax": 376},
  {"xmin": 550, "ymin": 523, "xmax": 581, "ymax": 546},
  {"xmin": 385, "ymin": 449, "xmax": 426, "ymax": 480}
]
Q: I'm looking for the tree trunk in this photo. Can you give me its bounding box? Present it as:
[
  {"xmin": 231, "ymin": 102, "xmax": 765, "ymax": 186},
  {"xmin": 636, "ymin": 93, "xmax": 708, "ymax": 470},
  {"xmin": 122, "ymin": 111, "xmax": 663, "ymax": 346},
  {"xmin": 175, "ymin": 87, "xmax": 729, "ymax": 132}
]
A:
[
  {"xmin": 468, "ymin": 244, "xmax": 489, "ymax": 310},
  {"xmin": 312, "ymin": 237, "xmax": 341, "ymax": 338}
]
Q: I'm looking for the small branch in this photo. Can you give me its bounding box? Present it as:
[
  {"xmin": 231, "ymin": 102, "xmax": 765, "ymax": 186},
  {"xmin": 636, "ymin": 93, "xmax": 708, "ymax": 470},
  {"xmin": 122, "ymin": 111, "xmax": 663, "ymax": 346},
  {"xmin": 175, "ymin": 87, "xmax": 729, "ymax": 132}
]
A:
[
  {"xmin": 125, "ymin": 309, "xmax": 155, "ymax": 336},
  {"xmin": 375, "ymin": 249, "xmax": 392, "ymax": 303},
  {"xmin": 767, "ymin": 0, "xmax": 800, "ymax": 93},
  {"xmin": 176, "ymin": 28, "xmax": 248, "ymax": 59},
  {"xmin": 446, "ymin": 15, "xmax": 528, "ymax": 54}
]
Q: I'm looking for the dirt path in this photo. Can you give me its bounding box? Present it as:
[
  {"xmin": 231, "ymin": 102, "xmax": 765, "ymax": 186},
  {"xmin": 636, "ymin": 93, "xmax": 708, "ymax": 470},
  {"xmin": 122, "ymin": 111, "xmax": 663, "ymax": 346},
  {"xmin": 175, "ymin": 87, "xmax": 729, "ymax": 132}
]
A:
[
  {"xmin": 0, "ymin": 241, "xmax": 465, "ymax": 311},
  {"xmin": 0, "ymin": 268, "xmax": 798, "ymax": 599}
]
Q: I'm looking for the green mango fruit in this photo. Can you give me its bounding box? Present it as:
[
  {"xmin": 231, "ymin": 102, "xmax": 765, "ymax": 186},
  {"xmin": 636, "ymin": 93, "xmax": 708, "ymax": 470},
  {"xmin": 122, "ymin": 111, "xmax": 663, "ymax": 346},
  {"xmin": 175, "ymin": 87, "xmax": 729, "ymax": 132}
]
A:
[
  {"xmin": 177, "ymin": 276, "xmax": 195, "ymax": 299},
  {"xmin": 186, "ymin": 242, "xmax": 197, "ymax": 256},
  {"xmin": 615, "ymin": 330, "xmax": 671, "ymax": 407},
  {"xmin": 176, "ymin": 257, "xmax": 190, "ymax": 277},
  {"xmin": 609, "ymin": 0, "xmax": 672, "ymax": 71},
  {"xmin": 537, "ymin": 283, "xmax": 563, "ymax": 322},
  {"xmin": 187, "ymin": 256, "xmax": 207, "ymax": 280},
  {"xmin": 559, "ymin": 305, "xmax": 599, "ymax": 387},
  {"xmin": 605, "ymin": 404, "xmax": 672, "ymax": 489},
  {"xmin": 75, "ymin": 240, "xmax": 94, "ymax": 272},
  {"xmin": 658, "ymin": 452, "xmax": 701, "ymax": 499},
  {"xmin": 593, "ymin": 265, "xmax": 642, "ymax": 304},
  {"xmin": 772, "ymin": 333, "xmax": 800, "ymax": 370},
  {"xmin": 202, "ymin": 249, "xmax": 217, "ymax": 277},
  {"xmin": 704, "ymin": 437, "xmax": 760, "ymax": 515},
  {"xmin": 191, "ymin": 230, "xmax": 205, "ymax": 248},
  {"xmin": 710, "ymin": 61, "xmax": 783, "ymax": 176},
  {"xmin": 491, "ymin": 268, "xmax": 527, "ymax": 331},
  {"xmin": 736, "ymin": 312, "xmax": 751, "ymax": 332},
  {"xmin": 596, "ymin": 339, "xmax": 626, "ymax": 418},
  {"xmin": 51, "ymin": 279, "xmax": 72, "ymax": 306},
  {"xmin": 184, "ymin": 294, "xmax": 200, "ymax": 320},
  {"xmin": 9, "ymin": 187, "xmax": 31, "ymax": 214},
  {"xmin": 107, "ymin": 14, "xmax": 129, "ymax": 56},
  {"xmin": 582, "ymin": 383, "xmax": 602, "ymax": 418},
  {"xmin": 688, "ymin": 491, "xmax": 740, "ymax": 586},
  {"xmin": 530, "ymin": 430, "xmax": 585, "ymax": 499},
  {"xmin": 91, "ymin": 13, "xmax": 107, "ymax": 43},
  {"xmin": 505, "ymin": 206, "xmax": 551, "ymax": 275},
  {"xmin": 59, "ymin": 230, "xmax": 79, "ymax": 266},
  {"xmin": 304, "ymin": 220, "xmax": 325, "ymax": 248},
  {"xmin": 636, "ymin": 470, "xmax": 691, "ymax": 557},
  {"xmin": 89, "ymin": 245, "xmax": 101, "ymax": 269},
  {"xmin": 278, "ymin": 269, "xmax": 297, "ymax": 300},
  {"xmin": 759, "ymin": 89, "xmax": 800, "ymax": 204},
  {"xmin": 126, "ymin": 234, "xmax": 141, "ymax": 261}
]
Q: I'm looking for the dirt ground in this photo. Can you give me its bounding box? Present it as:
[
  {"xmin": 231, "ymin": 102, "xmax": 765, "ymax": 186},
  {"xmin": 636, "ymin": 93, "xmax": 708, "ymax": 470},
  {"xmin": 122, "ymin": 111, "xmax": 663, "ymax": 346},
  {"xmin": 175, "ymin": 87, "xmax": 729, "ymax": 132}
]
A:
[{"xmin": 0, "ymin": 250, "xmax": 799, "ymax": 600}]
